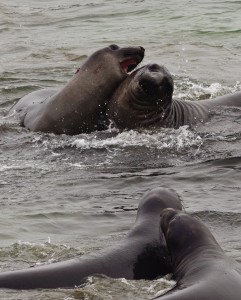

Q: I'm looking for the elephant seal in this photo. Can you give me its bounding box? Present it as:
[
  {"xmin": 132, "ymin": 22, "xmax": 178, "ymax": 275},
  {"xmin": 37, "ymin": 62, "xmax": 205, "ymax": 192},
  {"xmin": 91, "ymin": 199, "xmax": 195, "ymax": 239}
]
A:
[
  {"xmin": 153, "ymin": 208, "xmax": 241, "ymax": 299},
  {"xmin": 7, "ymin": 44, "xmax": 145, "ymax": 135},
  {"xmin": 0, "ymin": 187, "xmax": 182, "ymax": 289},
  {"xmin": 106, "ymin": 63, "xmax": 241, "ymax": 130}
]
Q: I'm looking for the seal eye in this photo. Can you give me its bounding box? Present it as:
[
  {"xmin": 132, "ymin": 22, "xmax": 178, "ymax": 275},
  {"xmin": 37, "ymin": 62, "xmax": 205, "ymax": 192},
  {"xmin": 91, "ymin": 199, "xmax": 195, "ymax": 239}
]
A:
[{"xmin": 109, "ymin": 44, "xmax": 119, "ymax": 50}]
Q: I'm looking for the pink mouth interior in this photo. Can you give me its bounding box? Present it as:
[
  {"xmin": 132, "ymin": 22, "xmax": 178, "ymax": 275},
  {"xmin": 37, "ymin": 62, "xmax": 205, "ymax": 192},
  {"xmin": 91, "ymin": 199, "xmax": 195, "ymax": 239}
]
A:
[{"xmin": 120, "ymin": 59, "xmax": 138, "ymax": 73}]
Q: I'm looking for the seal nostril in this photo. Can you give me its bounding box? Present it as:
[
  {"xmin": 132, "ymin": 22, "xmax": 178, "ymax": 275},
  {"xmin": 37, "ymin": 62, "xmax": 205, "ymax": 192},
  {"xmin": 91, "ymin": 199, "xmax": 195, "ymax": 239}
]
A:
[
  {"xmin": 109, "ymin": 44, "xmax": 119, "ymax": 50},
  {"xmin": 149, "ymin": 64, "xmax": 160, "ymax": 72}
]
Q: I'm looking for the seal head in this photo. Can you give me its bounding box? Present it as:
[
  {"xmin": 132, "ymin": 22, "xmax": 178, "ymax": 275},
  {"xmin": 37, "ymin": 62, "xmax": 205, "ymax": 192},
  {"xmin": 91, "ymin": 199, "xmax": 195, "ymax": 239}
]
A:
[
  {"xmin": 7, "ymin": 44, "xmax": 145, "ymax": 135},
  {"xmin": 152, "ymin": 209, "xmax": 241, "ymax": 300},
  {"xmin": 160, "ymin": 208, "xmax": 220, "ymax": 271},
  {"xmin": 107, "ymin": 63, "xmax": 174, "ymax": 129}
]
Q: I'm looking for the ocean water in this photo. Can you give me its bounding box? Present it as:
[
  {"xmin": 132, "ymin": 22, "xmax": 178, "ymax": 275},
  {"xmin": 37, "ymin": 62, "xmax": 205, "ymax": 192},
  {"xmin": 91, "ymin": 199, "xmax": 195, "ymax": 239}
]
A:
[{"xmin": 0, "ymin": 0, "xmax": 241, "ymax": 299}]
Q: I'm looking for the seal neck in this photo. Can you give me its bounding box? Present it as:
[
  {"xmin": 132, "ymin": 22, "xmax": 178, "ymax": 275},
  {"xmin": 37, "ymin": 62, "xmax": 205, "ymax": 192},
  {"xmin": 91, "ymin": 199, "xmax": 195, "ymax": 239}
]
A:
[
  {"xmin": 129, "ymin": 85, "xmax": 174, "ymax": 128},
  {"xmin": 172, "ymin": 244, "xmax": 225, "ymax": 281},
  {"xmin": 171, "ymin": 99, "xmax": 208, "ymax": 128}
]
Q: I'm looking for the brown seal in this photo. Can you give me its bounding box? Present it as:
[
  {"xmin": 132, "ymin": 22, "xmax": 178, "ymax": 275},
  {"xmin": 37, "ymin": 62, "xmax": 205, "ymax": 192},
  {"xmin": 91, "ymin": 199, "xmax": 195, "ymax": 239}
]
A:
[
  {"xmin": 0, "ymin": 187, "xmax": 182, "ymax": 289},
  {"xmin": 153, "ymin": 208, "xmax": 241, "ymax": 299},
  {"xmin": 7, "ymin": 44, "xmax": 145, "ymax": 135},
  {"xmin": 107, "ymin": 63, "xmax": 241, "ymax": 130}
]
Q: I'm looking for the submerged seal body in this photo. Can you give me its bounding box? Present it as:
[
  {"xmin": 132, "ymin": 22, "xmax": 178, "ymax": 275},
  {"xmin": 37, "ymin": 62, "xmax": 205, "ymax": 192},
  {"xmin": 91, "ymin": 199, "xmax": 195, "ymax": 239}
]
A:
[
  {"xmin": 7, "ymin": 44, "xmax": 145, "ymax": 135},
  {"xmin": 107, "ymin": 63, "xmax": 241, "ymax": 130},
  {"xmin": 0, "ymin": 187, "xmax": 182, "ymax": 289},
  {"xmin": 154, "ymin": 208, "xmax": 241, "ymax": 300}
]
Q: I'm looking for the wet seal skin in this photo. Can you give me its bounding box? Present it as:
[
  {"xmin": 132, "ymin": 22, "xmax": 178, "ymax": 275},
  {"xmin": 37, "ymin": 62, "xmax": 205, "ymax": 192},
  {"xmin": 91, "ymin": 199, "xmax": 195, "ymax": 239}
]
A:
[
  {"xmin": 153, "ymin": 208, "xmax": 241, "ymax": 300},
  {"xmin": 107, "ymin": 63, "xmax": 241, "ymax": 130},
  {"xmin": 0, "ymin": 187, "xmax": 182, "ymax": 289},
  {"xmin": 7, "ymin": 44, "xmax": 145, "ymax": 135}
]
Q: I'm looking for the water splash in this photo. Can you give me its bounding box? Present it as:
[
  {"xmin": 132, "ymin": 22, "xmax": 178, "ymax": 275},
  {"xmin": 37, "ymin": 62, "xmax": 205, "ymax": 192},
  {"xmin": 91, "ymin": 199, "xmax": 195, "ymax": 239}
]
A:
[
  {"xmin": 175, "ymin": 79, "xmax": 237, "ymax": 101},
  {"xmin": 73, "ymin": 275, "xmax": 176, "ymax": 300},
  {"xmin": 71, "ymin": 127, "xmax": 202, "ymax": 152},
  {"xmin": 177, "ymin": 82, "xmax": 216, "ymax": 99}
]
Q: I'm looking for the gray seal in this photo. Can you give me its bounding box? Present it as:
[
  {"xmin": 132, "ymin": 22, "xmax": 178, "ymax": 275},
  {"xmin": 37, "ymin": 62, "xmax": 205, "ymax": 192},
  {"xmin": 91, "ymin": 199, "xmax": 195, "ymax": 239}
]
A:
[
  {"xmin": 7, "ymin": 45, "xmax": 145, "ymax": 135},
  {"xmin": 0, "ymin": 187, "xmax": 182, "ymax": 289},
  {"xmin": 106, "ymin": 63, "xmax": 241, "ymax": 130},
  {"xmin": 153, "ymin": 208, "xmax": 241, "ymax": 299}
]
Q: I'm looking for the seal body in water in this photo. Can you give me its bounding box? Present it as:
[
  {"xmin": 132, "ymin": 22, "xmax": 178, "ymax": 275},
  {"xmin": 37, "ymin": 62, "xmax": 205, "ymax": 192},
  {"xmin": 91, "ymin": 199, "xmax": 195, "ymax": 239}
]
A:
[
  {"xmin": 106, "ymin": 63, "xmax": 241, "ymax": 130},
  {"xmin": 153, "ymin": 208, "xmax": 241, "ymax": 300},
  {"xmin": 0, "ymin": 187, "xmax": 182, "ymax": 289},
  {"xmin": 7, "ymin": 44, "xmax": 145, "ymax": 135}
]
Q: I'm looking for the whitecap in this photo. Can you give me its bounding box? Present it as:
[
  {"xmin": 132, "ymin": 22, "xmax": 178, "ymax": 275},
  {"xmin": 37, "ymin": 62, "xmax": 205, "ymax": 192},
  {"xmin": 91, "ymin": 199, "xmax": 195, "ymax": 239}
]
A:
[
  {"xmin": 175, "ymin": 79, "xmax": 239, "ymax": 101},
  {"xmin": 71, "ymin": 127, "xmax": 202, "ymax": 152}
]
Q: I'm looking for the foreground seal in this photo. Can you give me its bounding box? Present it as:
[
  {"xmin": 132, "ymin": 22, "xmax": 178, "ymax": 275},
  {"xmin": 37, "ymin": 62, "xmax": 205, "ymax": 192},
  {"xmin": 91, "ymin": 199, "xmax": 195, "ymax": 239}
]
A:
[
  {"xmin": 107, "ymin": 63, "xmax": 241, "ymax": 130},
  {"xmin": 7, "ymin": 44, "xmax": 145, "ymax": 135},
  {"xmin": 0, "ymin": 187, "xmax": 182, "ymax": 289},
  {"xmin": 153, "ymin": 208, "xmax": 241, "ymax": 299}
]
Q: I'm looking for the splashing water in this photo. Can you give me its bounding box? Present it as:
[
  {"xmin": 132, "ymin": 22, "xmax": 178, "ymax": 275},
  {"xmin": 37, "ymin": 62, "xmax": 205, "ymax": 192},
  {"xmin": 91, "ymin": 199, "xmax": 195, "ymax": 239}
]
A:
[
  {"xmin": 175, "ymin": 79, "xmax": 241, "ymax": 101},
  {"xmin": 71, "ymin": 127, "xmax": 202, "ymax": 152}
]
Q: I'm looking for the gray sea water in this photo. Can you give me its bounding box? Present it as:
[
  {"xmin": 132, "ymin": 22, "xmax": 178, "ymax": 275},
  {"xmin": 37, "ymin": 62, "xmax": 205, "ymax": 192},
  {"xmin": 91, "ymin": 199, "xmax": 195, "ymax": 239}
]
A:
[{"xmin": 0, "ymin": 0, "xmax": 241, "ymax": 299}]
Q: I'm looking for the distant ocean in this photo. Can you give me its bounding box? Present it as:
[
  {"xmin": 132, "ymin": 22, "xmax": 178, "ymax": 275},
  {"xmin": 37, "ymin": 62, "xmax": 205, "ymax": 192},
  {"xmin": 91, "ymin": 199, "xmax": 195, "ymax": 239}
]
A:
[{"xmin": 0, "ymin": 1, "xmax": 241, "ymax": 299}]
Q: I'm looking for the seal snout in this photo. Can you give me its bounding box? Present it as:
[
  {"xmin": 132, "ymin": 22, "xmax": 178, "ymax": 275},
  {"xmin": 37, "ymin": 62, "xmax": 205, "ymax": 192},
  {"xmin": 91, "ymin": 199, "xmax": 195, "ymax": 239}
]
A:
[
  {"xmin": 160, "ymin": 208, "xmax": 179, "ymax": 237},
  {"xmin": 120, "ymin": 46, "xmax": 145, "ymax": 74},
  {"xmin": 121, "ymin": 46, "xmax": 145, "ymax": 61},
  {"xmin": 139, "ymin": 74, "xmax": 160, "ymax": 95},
  {"xmin": 133, "ymin": 46, "xmax": 145, "ymax": 64},
  {"xmin": 138, "ymin": 64, "xmax": 174, "ymax": 99}
]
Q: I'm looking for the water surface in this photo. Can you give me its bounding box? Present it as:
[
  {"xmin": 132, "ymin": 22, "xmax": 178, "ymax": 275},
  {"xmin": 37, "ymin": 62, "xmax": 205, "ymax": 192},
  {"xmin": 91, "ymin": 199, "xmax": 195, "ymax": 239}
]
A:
[{"xmin": 0, "ymin": 0, "xmax": 241, "ymax": 299}]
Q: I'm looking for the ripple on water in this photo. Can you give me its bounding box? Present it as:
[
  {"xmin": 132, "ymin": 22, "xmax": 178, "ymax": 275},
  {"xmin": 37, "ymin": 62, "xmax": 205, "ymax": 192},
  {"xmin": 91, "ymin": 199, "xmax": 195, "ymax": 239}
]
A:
[
  {"xmin": 29, "ymin": 126, "xmax": 204, "ymax": 171},
  {"xmin": 0, "ymin": 275, "xmax": 176, "ymax": 300},
  {"xmin": 72, "ymin": 275, "xmax": 176, "ymax": 300},
  {"xmin": 0, "ymin": 239, "xmax": 81, "ymax": 270},
  {"xmin": 0, "ymin": 1, "xmax": 241, "ymax": 299}
]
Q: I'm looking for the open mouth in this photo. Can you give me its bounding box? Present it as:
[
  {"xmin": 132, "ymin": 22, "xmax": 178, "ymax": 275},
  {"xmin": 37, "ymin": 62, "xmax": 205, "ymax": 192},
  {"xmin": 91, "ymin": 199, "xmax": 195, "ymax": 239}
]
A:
[{"xmin": 120, "ymin": 58, "xmax": 139, "ymax": 74}]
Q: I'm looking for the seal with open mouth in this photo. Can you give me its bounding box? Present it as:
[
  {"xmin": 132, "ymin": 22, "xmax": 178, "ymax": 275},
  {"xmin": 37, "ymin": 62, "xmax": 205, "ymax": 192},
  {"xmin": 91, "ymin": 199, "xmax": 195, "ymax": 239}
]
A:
[{"xmin": 7, "ymin": 44, "xmax": 145, "ymax": 135}]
